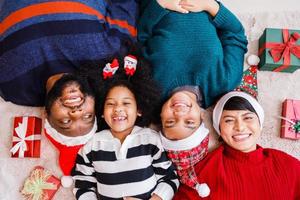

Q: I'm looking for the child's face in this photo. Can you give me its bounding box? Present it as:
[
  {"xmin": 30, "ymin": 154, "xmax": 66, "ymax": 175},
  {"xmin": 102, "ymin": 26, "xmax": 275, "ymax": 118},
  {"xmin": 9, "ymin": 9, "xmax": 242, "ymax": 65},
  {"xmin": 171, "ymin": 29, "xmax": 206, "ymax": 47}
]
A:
[
  {"xmin": 219, "ymin": 109, "xmax": 261, "ymax": 153},
  {"xmin": 103, "ymin": 86, "xmax": 139, "ymax": 137},
  {"xmin": 160, "ymin": 91, "xmax": 202, "ymax": 140}
]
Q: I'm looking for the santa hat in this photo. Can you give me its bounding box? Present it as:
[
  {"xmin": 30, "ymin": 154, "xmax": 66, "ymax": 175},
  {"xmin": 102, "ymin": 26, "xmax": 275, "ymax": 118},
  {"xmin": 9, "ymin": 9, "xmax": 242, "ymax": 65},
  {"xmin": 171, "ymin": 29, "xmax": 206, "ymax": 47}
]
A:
[
  {"xmin": 44, "ymin": 119, "xmax": 97, "ymax": 187},
  {"xmin": 213, "ymin": 91, "xmax": 264, "ymax": 135},
  {"xmin": 160, "ymin": 123, "xmax": 211, "ymax": 197}
]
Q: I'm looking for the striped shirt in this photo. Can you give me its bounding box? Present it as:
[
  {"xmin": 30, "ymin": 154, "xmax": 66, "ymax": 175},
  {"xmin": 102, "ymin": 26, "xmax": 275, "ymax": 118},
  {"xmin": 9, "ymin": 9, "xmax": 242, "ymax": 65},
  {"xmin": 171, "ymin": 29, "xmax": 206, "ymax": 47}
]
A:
[
  {"xmin": 72, "ymin": 126, "xmax": 179, "ymax": 200},
  {"xmin": 0, "ymin": 0, "xmax": 137, "ymax": 106}
]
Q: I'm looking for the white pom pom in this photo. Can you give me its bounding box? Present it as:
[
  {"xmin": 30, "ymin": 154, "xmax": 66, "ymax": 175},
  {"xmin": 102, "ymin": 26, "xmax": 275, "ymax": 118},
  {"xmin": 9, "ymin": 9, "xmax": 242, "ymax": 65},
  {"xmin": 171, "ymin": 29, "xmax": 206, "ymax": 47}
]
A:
[
  {"xmin": 61, "ymin": 176, "xmax": 73, "ymax": 188},
  {"xmin": 195, "ymin": 183, "xmax": 210, "ymax": 198},
  {"xmin": 247, "ymin": 54, "xmax": 260, "ymax": 66}
]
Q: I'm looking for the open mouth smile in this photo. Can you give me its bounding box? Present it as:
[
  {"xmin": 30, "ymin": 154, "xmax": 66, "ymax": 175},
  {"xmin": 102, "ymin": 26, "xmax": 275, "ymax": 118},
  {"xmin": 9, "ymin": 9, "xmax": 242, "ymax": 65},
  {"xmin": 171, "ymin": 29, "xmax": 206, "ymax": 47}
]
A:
[{"xmin": 232, "ymin": 134, "xmax": 251, "ymax": 142}]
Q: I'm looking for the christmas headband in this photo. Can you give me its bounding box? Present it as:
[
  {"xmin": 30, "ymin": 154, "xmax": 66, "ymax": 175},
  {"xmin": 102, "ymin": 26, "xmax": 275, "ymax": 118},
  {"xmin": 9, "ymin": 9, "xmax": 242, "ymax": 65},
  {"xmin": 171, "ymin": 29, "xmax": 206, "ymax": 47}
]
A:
[{"xmin": 102, "ymin": 55, "xmax": 138, "ymax": 79}]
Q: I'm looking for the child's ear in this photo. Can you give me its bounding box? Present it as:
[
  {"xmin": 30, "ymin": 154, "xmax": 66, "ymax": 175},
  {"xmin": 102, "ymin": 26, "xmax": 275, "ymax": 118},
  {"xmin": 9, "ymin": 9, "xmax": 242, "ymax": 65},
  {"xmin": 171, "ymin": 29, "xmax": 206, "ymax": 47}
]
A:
[{"xmin": 200, "ymin": 110, "xmax": 205, "ymax": 120}]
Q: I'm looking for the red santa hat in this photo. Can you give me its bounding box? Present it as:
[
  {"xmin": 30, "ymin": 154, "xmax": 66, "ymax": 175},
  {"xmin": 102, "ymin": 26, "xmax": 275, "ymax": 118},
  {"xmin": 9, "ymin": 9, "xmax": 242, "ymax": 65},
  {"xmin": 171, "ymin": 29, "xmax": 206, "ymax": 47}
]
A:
[{"xmin": 44, "ymin": 119, "xmax": 97, "ymax": 187}]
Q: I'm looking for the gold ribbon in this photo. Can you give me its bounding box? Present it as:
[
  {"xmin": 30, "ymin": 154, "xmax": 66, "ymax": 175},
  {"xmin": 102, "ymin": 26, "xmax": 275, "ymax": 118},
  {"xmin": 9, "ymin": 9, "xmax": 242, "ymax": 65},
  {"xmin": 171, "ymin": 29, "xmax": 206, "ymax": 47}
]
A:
[{"xmin": 21, "ymin": 168, "xmax": 58, "ymax": 200}]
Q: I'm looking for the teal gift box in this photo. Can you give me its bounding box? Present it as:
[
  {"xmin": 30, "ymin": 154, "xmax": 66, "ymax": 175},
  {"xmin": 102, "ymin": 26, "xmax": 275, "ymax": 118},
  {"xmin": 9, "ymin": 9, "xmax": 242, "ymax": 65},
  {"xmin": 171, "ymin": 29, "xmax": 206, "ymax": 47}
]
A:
[{"xmin": 258, "ymin": 28, "xmax": 300, "ymax": 73}]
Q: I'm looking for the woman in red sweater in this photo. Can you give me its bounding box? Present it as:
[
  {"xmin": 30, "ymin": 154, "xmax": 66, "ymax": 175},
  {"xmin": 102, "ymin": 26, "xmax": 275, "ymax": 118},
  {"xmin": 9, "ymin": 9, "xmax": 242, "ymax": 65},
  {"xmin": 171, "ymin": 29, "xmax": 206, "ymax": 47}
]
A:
[{"xmin": 174, "ymin": 91, "xmax": 300, "ymax": 199}]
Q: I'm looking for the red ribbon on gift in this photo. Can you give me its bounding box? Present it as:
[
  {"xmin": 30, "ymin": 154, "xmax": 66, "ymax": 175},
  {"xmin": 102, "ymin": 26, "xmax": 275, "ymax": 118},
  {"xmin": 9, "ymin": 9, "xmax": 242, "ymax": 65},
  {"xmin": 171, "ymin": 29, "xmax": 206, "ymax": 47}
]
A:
[{"xmin": 259, "ymin": 29, "xmax": 300, "ymax": 72}]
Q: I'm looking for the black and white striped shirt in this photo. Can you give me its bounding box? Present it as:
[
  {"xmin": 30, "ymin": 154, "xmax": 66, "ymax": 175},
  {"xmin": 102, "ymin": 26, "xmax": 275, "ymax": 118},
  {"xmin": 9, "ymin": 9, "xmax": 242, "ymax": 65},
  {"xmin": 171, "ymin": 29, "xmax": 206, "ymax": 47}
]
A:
[{"xmin": 72, "ymin": 126, "xmax": 179, "ymax": 200}]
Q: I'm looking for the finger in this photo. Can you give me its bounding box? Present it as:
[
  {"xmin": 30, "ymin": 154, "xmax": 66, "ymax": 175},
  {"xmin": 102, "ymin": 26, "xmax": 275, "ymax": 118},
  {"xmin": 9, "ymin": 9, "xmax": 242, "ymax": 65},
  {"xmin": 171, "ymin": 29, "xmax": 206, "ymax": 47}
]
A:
[
  {"xmin": 180, "ymin": 5, "xmax": 199, "ymax": 12},
  {"xmin": 178, "ymin": 2, "xmax": 194, "ymax": 7},
  {"xmin": 174, "ymin": 5, "xmax": 189, "ymax": 13}
]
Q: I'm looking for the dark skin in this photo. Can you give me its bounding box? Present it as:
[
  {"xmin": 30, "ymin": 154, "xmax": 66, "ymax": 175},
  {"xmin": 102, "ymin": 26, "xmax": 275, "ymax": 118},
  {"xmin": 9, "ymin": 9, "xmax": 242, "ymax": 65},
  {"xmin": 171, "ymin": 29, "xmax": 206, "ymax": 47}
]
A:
[{"xmin": 45, "ymin": 74, "xmax": 96, "ymax": 137}]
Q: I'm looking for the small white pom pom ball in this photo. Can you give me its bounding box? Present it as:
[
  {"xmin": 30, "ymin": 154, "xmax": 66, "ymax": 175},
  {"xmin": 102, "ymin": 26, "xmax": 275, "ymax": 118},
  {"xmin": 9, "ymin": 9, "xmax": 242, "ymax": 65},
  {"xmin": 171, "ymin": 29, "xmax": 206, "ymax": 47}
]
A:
[
  {"xmin": 247, "ymin": 54, "xmax": 260, "ymax": 66},
  {"xmin": 61, "ymin": 176, "xmax": 73, "ymax": 188},
  {"xmin": 195, "ymin": 183, "xmax": 210, "ymax": 198}
]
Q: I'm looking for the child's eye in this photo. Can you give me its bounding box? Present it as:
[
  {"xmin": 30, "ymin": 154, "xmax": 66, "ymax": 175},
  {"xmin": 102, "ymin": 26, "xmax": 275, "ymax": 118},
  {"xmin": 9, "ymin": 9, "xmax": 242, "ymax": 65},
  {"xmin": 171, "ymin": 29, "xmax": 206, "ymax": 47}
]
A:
[
  {"xmin": 123, "ymin": 102, "xmax": 131, "ymax": 105},
  {"xmin": 186, "ymin": 120, "xmax": 194, "ymax": 125},
  {"xmin": 105, "ymin": 102, "xmax": 114, "ymax": 106}
]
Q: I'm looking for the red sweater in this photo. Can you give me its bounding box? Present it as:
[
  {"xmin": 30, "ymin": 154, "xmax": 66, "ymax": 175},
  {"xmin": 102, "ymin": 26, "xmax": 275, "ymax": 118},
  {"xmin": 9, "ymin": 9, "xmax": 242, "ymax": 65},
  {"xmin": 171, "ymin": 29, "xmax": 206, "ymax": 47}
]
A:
[{"xmin": 174, "ymin": 144, "xmax": 300, "ymax": 200}]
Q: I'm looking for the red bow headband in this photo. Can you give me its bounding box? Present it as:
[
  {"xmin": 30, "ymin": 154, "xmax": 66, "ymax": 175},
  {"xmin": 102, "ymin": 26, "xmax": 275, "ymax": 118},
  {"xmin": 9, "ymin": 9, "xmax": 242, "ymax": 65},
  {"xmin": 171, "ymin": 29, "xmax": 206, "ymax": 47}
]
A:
[{"xmin": 102, "ymin": 55, "xmax": 138, "ymax": 79}]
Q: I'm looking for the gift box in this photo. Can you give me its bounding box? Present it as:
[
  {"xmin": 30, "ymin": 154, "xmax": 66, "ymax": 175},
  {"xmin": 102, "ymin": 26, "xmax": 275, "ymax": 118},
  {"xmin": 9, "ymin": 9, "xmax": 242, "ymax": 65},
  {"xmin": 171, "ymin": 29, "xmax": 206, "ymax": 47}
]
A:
[
  {"xmin": 280, "ymin": 99, "xmax": 300, "ymax": 140},
  {"xmin": 21, "ymin": 166, "xmax": 61, "ymax": 200},
  {"xmin": 10, "ymin": 116, "xmax": 42, "ymax": 158},
  {"xmin": 235, "ymin": 65, "xmax": 258, "ymax": 98},
  {"xmin": 258, "ymin": 28, "xmax": 300, "ymax": 73}
]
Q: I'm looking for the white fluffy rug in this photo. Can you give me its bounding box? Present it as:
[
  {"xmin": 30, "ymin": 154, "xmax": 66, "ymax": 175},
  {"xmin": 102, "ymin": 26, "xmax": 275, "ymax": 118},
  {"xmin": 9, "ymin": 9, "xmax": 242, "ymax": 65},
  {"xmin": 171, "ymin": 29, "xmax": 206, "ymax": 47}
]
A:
[{"xmin": 1, "ymin": 2, "xmax": 300, "ymax": 200}]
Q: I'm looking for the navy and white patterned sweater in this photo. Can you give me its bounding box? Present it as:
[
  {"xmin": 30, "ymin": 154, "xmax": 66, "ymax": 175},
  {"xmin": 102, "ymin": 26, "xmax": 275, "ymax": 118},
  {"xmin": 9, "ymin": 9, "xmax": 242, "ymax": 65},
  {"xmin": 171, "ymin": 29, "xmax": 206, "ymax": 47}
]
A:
[
  {"xmin": 0, "ymin": 0, "xmax": 137, "ymax": 106},
  {"xmin": 72, "ymin": 126, "xmax": 179, "ymax": 200}
]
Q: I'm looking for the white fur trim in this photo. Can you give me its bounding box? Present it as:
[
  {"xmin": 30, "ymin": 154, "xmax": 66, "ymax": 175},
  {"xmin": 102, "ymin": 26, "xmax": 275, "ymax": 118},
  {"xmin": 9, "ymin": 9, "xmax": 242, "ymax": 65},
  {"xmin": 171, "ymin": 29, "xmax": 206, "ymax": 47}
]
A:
[
  {"xmin": 160, "ymin": 123, "xmax": 209, "ymax": 151},
  {"xmin": 212, "ymin": 91, "xmax": 264, "ymax": 135},
  {"xmin": 195, "ymin": 183, "xmax": 210, "ymax": 197},
  {"xmin": 247, "ymin": 54, "xmax": 260, "ymax": 66},
  {"xmin": 44, "ymin": 119, "xmax": 97, "ymax": 146},
  {"xmin": 124, "ymin": 55, "xmax": 137, "ymax": 63},
  {"xmin": 61, "ymin": 176, "xmax": 73, "ymax": 188}
]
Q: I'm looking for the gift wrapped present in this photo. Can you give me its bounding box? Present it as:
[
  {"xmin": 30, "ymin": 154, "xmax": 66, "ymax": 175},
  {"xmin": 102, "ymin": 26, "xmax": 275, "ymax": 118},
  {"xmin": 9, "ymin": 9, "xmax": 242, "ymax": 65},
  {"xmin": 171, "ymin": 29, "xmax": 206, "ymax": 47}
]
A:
[
  {"xmin": 258, "ymin": 28, "xmax": 300, "ymax": 73},
  {"xmin": 10, "ymin": 116, "xmax": 42, "ymax": 158},
  {"xmin": 235, "ymin": 65, "xmax": 258, "ymax": 98},
  {"xmin": 21, "ymin": 166, "xmax": 61, "ymax": 200},
  {"xmin": 280, "ymin": 99, "xmax": 300, "ymax": 140}
]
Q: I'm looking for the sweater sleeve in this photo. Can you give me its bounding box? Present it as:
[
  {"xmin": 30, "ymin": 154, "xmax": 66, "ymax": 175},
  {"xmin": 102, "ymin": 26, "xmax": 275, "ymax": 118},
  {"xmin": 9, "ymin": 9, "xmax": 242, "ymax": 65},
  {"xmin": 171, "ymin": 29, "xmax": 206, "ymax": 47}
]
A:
[
  {"xmin": 72, "ymin": 141, "xmax": 98, "ymax": 200},
  {"xmin": 137, "ymin": 0, "xmax": 170, "ymax": 45},
  {"xmin": 212, "ymin": 2, "xmax": 248, "ymax": 91},
  {"xmin": 105, "ymin": 0, "xmax": 138, "ymax": 28},
  {"xmin": 151, "ymin": 139, "xmax": 179, "ymax": 200}
]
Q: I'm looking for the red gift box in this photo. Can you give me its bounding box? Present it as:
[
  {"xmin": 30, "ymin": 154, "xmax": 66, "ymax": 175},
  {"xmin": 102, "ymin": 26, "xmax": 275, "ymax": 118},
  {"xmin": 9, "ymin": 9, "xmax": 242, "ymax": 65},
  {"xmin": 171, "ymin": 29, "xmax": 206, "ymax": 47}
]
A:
[
  {"xmin": 280, "ymin": 99, "xmax": 300, "ymax": 140},
  {"xmin": 21, "ymin": 166, "xmax": 61, "ymax": 200},
  {"xmin": 10, "ymin": 116, "xmax": 42, "ymax": 158}
]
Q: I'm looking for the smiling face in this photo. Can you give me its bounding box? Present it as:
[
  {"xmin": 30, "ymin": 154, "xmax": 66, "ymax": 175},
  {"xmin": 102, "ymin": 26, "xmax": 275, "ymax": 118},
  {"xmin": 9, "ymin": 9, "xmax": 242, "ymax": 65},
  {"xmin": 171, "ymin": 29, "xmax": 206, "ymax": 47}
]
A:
[
  {"xmin": 46, "ymin": 75, "xmax": 95, "ymax": 137},
  {"xmin": 160, "ymin": 91, "xmax": 202, "ymax": 140},
  {"xmin": 219, "ymin": 110, "xmax": 261, "ymax": 153},
  {"xmin": 103, "ymin": 86, "xmax": 139, "ymax": 141}
]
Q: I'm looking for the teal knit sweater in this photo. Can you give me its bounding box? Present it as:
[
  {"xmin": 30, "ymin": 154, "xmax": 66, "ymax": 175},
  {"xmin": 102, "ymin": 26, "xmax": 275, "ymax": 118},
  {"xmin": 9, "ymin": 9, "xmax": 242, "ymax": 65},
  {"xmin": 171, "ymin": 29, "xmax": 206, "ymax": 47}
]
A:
[{"xmin": 138, "ymin": 1, "xmax": 248, "ymax": 108}]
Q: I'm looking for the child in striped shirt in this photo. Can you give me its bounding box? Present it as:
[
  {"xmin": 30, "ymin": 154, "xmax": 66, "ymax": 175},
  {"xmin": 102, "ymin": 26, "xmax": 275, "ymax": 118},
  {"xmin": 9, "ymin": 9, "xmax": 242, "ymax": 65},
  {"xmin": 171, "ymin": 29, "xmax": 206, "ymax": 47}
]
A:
[{"xmin": 72, "ymin": 54, "xmax": 179, "ymax": 200}]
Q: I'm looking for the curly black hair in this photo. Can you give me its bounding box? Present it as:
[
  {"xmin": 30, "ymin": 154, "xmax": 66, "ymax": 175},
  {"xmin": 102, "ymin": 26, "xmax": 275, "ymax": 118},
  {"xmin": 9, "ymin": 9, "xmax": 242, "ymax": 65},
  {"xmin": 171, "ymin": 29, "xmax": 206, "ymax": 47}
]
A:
[{"xmin": 76, "ymin": 53, "xmax": 161, "ymax": 131}]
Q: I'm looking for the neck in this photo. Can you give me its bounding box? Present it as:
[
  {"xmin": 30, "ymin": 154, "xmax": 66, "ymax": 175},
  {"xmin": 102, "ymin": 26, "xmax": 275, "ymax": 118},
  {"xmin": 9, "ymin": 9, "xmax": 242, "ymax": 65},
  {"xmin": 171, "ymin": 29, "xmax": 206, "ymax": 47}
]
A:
[{"xmin": 111, "ymin": 127, "xmax": 134, "ymax": 144}]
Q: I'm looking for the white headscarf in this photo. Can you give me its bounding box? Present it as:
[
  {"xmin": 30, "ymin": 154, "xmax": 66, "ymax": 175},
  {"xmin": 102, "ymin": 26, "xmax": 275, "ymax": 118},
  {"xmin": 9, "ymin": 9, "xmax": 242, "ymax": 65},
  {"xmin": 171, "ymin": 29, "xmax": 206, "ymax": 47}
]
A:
[{"xmin": 213, "ymin": 91, "xmax": 264, "ymax": 135}]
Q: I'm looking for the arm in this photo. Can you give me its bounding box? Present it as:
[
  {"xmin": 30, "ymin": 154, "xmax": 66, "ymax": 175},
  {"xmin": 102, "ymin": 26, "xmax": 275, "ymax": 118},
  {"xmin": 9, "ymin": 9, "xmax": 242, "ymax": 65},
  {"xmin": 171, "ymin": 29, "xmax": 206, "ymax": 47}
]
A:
[
  {"xmin": 151, "ymin": 140, "xmax": 179, "ymax": 200},
  {"xmin": 137, "ymin": 0, "xmax": 170, "ymax": 46},
  {"xmin": 212, "ymin": 2, "xmax": 248, "ymax": 90},
  {"xmin": 138, "ymin": 0, "xmax": 191, "ymax": 47},
  {"xmin": 72, "ymin": 142, "xmax": 97, "ymax": 200},
  {"xmin": 105, "ymin": 0, "xmax": 138, "ymax": 27},
  {"xmin": 202, "ymin": 2, "xmax": 248, "ymax": 107}
]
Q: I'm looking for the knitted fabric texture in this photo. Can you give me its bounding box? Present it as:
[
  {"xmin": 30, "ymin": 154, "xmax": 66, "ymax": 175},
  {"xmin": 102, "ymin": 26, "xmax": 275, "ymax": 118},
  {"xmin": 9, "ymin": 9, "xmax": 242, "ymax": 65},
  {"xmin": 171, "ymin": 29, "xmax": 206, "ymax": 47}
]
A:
[
  {"xmin": 138, "ymin": 1, "xmax": 248, "ymax": 108},
  {"xmin": 0, "ymin": 0, "xmax": 137, "ymax": 106},
  {"xmin": 166, "ymin": 136, "xmax": 209, "ymax": 188},
  {"xmin": 173, "ymin": 144, "xmax": 300, "ymax": 200}
]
